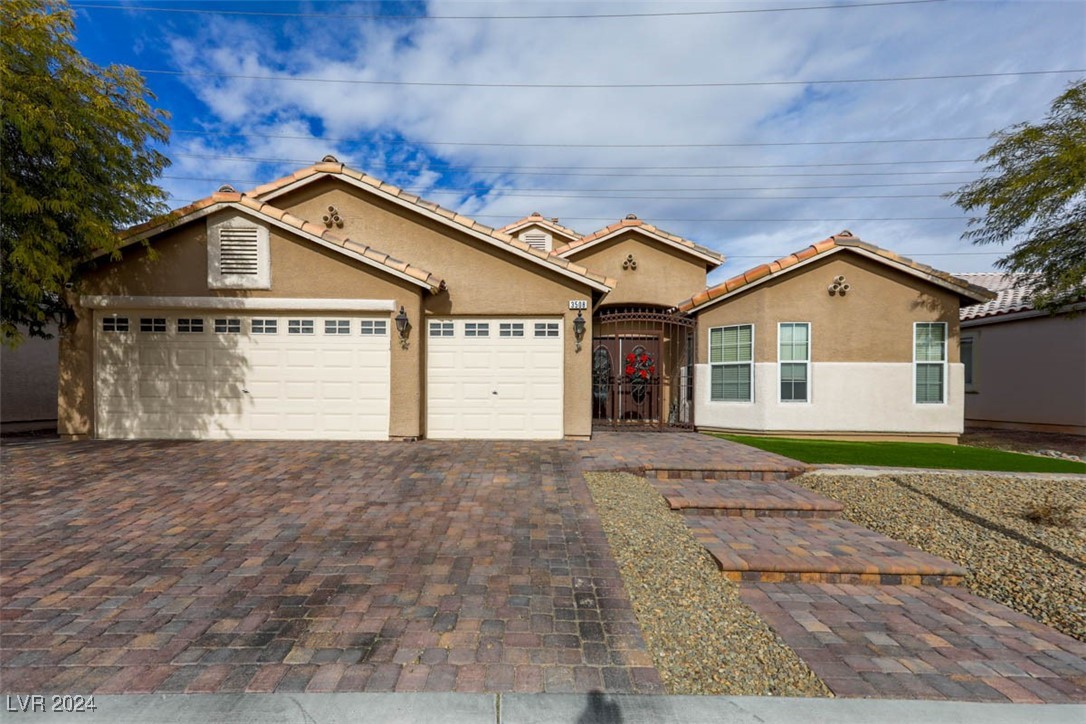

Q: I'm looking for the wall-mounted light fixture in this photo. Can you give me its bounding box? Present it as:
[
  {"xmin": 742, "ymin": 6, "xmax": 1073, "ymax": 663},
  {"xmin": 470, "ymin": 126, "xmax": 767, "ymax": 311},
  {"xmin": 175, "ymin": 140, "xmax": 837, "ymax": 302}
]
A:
[
  {"xmin": 572, "ymin": 310, "xmax": 587, "ymax": 352},
  {"xmin": 395, "ymin": 306, "xmax": 410, "ymax": 349}
]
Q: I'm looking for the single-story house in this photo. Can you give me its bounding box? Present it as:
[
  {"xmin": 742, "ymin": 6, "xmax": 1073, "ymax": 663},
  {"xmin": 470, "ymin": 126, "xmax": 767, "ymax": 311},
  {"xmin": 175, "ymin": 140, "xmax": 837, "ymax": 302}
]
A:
[
  {"xmin": 959, "ymin": 273, "xmax": 1086, "ymax": 437},
  {"xmin": 57, "ymin": 157, "xmax": 993, "ymax": 442}
]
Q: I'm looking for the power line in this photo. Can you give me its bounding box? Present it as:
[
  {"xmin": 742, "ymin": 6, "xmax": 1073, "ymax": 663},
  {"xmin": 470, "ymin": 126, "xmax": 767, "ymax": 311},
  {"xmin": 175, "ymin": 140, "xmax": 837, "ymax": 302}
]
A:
[
  {"xmin": 70, "ymin": 1, "xmax": 944, "ymax": 21},
  {"xmin": 140, "ymin": 67, "xmax": 1083, "ymax": 89},
  {"xmin": 171, "ymin": 128, "xmax": 992, "ymax": 148}
]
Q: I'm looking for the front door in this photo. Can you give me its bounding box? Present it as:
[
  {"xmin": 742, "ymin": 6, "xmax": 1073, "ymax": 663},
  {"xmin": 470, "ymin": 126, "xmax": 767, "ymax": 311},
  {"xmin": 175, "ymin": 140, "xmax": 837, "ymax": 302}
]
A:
[{"xmin": 592, "ymin": 335, "xmax": 662, "ymax": 426}]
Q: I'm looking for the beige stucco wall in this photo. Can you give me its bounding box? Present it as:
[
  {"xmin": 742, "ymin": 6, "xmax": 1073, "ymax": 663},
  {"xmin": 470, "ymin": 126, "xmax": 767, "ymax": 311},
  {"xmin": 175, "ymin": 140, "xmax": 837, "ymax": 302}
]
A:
[
  {"xmin": 692, "ymin": 252, "xmax": 965, "ymax": 438},
  {"xmin": 59, "ymin": 216, "xmax": 425, "ymax": 438},
  {"xmin": 963, "ymin": 313, "xmax": 1086, "ymax": 435},
  {"xmin": 1, "ymin": 326, "xmax": 59, "ymax": 431},
  {"xmin": 560, "ymin": 232, "xmax": 709, "ymax": 308},
  {"xmin": 272, "ymin": 178, "xmax": 597, "ymax": 438}
]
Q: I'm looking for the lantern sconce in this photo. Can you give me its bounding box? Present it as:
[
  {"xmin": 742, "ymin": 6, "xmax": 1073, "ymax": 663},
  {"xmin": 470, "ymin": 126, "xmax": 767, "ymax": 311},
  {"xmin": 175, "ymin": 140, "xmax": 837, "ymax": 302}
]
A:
[
  {"xmin": 572, "ymin": 310, "xmax": 587, "ymax": 352},
  {"xmin": 828, "ymin": 275, "xmax": 851, "ymax": 296},
  {"xmin": 395, "ymin": 306, "xmax": 410, "ymax": 349}
]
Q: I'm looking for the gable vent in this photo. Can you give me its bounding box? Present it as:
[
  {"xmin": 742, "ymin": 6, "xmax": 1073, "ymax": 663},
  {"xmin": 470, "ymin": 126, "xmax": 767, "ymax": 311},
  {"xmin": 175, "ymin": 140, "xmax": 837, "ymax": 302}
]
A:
[
  {"xmin": 219, "ymin": 227, "xmax": 260, "ymax": 275},
  {"xmin": 523, "ymin": 232, "xmax": 549, "ymax": 251}
]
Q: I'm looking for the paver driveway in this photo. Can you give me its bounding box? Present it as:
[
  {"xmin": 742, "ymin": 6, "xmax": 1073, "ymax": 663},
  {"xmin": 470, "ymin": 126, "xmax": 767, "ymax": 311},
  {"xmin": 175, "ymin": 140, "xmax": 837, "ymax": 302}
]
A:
[{"xmin": 1, "ymin": 439, "xmax": 668, "ymax": 694}]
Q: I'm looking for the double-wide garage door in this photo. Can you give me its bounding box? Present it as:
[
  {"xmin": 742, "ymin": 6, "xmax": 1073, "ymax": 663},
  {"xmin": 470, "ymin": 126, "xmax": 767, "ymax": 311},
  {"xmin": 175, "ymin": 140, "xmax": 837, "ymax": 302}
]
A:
[
  {"xmin": 426, "ymin": 317, "xmax": 564, "ymax": 439},
  {"xmin": 95, "ymin": 312, "xmax": 391, "ymax": 439}
]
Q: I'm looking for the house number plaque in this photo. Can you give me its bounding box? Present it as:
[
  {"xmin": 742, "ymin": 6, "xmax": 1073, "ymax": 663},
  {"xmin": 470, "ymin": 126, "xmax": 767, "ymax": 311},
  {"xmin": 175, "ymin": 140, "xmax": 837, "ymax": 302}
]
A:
[{"xmin": 568, "ymin": 300, "xmax": 588, "ymax": 310}]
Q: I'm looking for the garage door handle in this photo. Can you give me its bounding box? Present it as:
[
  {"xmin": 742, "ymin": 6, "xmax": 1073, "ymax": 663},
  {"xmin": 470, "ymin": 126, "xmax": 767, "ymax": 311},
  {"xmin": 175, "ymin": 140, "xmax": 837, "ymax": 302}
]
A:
[
  {"xmin": 242, "ymin": 388, "xmax": 250, "ymax": 394},
  {"xmin": 492, "ymin": 391, "xmax": 498, "ymax": 395}
]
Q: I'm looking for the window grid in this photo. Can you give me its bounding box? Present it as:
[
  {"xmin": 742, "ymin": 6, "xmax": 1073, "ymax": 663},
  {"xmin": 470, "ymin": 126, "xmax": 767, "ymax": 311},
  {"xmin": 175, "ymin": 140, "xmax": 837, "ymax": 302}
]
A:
[
  {"xmin": 499, "ymin": 322, "xmax": 524, "ymax": 337},
  {"xmin": 465, "ymin": 322, "xmax": 490, "ymax": 338},
  {"xmin": 534, "ymin": 322, "xmax": 560, "ymax": 338},
  {"xmin": 102, "ymin": 316, "xmax": 129, "ymax": 333},
  {"xmin": 251, "ymin": 319, "xmax": 278, "ymax": 335},
  {"xmin": 914, "ymin": 322, "xmax": 947, "ymax": 404},
  {"xmin": 288, "ymin": 319, "xmax": 315, "ymax": 335},
  {"xmin": 779, "ymin": 322, "xmax": 810, "ymax": 402},
  {"xmin": 429, "ymin": 321, "xmax": 454, "ymax": 337},
  {"xmin": 324, "ymin": 319, "xmax": 351, "ymax": 335},
  {"xmin": 709, "ymin": 325, "xmax": 753, "ymax": 402},
  {"xmin": 139, "ymin": 317, "xmax": 167, "ymax": 333},
  {"xmin": 214, "ymin": 318, "xmax": 241, "ymax": 334},
  {"xmin": 360, "ymin": 320, "xmax": 387, "ymax": 336},
  {"xmin": 177, "ymin": 318, "xmax": 204, "ymax": 334}
]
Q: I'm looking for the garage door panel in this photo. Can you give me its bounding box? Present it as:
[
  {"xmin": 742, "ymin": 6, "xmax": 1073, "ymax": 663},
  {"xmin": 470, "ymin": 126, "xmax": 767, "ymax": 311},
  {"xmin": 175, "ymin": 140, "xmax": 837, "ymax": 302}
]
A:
[{"xmin": 96, "ymin": 313, "xmax": 390, "ymax": 440}]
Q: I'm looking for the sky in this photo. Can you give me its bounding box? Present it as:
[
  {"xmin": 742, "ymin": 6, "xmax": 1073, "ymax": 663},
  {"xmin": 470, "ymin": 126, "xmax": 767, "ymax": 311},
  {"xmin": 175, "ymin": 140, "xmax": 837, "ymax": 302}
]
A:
[{"xmin": 68, "ymin": 0, "xmax": 1085, "ymax": 284}]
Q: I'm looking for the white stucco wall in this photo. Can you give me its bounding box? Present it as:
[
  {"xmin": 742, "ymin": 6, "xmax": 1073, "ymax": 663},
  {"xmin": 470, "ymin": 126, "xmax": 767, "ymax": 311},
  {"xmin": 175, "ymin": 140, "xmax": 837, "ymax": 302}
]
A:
[{"xmin": 694, "ymin": 362, "xmax": 964, "ymax": 435}]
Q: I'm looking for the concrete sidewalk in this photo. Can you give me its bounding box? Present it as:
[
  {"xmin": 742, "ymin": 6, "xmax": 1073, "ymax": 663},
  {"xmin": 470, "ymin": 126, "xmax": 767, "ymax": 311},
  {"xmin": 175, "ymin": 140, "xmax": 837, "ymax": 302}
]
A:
[{"xmin": 2, "ymin": 693, "xmax": 1083, "ymax": 724}]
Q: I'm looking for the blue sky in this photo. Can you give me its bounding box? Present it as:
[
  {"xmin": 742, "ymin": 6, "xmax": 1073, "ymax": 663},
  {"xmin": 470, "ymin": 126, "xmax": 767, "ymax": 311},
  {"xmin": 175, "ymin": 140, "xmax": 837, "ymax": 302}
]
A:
[{"xmin": 69, "ymin": 0, "xmax": 1085, "ymax": 283}]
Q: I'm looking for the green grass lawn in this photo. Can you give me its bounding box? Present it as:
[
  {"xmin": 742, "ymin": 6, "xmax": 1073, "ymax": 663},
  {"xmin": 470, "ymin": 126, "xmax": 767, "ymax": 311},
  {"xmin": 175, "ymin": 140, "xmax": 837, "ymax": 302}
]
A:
[{"xmin": 716, "ymin": 434, "xmax": 1086, "ymax": 474}]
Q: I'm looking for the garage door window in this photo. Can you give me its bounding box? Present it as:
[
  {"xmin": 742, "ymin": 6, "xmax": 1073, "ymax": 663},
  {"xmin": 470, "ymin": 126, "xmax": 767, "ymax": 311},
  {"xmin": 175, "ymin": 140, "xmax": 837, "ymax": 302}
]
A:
[
  {"xmin": 214, "ymin": 318, "xmax": 242, "ymax": 334},
  {"xmin": 139, "ymin": 317, "xmax": 167, "ymax": 333},
  {"xmin": 499, "ymin": 322, "xmax": 524, "ymax": 337},
  {"xmin": 430, "ymin": 321, "xmax": 454, "ymax": 337},
  {"xmin": 534, "ymin": 322, "xmax": 559, "ymax": 338},
  {"xmin": 360, "ymin": 320, "xmax": 387, "ymax": 335},
  {"xmin": 102, "ymin": 316, "xmax": 129, "ymax": 332},
  {"xmin": 252, "ymin": 319, "xmax": 278, "ymax": 334},
  {"xmin": 465, "ymin": 322, "xmax": 490, "ymax": 337},
  {"xmin": 177, "ymin": 318, "xmax": 205, "ymax": 333},
  {"xmin": 288, "ymin": 319, "xmax": 315, "ymax": 335},
  {"xmin": 324, "ymin": 319, "xmax": 351, "ymax": 335}
]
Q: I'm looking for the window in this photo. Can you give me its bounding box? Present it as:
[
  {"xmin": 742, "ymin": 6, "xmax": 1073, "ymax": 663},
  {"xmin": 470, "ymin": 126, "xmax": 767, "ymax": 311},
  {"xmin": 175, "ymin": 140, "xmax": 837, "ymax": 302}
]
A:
[
  {"xmin": 288, "ymin": 319, "xmax": 315, "ymax": 335},
  {"xmin": 102, "ymin": 316, "xmax": 129, "ymax": 332},
  {"xmin": 214, "ymin": 318, "xmax": 241, "ymax": 334},
  {"xmin": 465, "ymin": 322, "xmax": 490, "ymax": 338},
  {"xmin": 534, "ymin": 322, "xmax": 560, "ymax": 338},
  {"xmin": 360, "ymin": 320, "xmax": 387, "ymax": 336},
  {"xmin": 251, "ymin": 319, "xmax": 278, "ymax": 335},
  {"xmin": 207, "ymin": 216, "xmax": 271, "ymax": 289},
  {"xmin": 961, "ymin": 335, "xmax": 975, "ymax": 392},
  {"xmin": 177, "ymin": 318, "xmax": 204, "ymax": 333},
  {"xmin": 324, "ymin": 319, "xmax": 351, "ymax": 335},
  {"xmin": 429, "ymin": 321, "xmax": 454, "ymax": 337},
  {"xmin": 915, "ymin": 322, "xmax": 947, "ymax": 403},
  {"xmin": 500, "ymin": 322, "xmax": 524, "ymax": 337},
  {"xmin": 709, "ymin": 325, "xmax": 753, "ymax": 402},
  {"xmin": 779, "ymin": 323, "xmax": 810, "ymax": 402},
  {"xmin": 140, "ymin": 317, "xmax": 166, "ymax": 333}
]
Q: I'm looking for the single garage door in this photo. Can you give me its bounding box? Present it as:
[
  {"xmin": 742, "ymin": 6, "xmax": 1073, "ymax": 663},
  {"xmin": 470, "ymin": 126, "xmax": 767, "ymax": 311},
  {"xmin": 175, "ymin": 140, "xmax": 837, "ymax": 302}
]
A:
[
  {"xmin": 95, "ymin": 312, "xmax": 390, "ymax": 440},
  {"xmin": 426, "ymin": 317, "xmax": 564, "ymax": 440}
]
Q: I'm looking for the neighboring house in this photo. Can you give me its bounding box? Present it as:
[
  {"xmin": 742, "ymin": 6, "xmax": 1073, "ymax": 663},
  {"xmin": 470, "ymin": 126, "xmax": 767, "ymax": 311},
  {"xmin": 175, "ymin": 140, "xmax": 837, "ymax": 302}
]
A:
[
  {"xmin": 56, "ymin": 157, "xmax": 993, "ymax": 442},
  {"xmin": 1, "ymin": 326, "xmax": 59, "ymax": 434},
  {"xmin": 959, "ymin": 273, "xmax": 1086, "ymax": 436}
]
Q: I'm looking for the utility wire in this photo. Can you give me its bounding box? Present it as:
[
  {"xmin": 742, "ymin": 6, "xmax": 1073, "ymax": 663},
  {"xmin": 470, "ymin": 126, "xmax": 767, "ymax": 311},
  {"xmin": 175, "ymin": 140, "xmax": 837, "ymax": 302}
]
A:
[
  {"xmin": 140, "ymin": 67, "xmax": 1083, "ymax": 89},
  {"xmin": 70, "ymin": 1, "xmax": 944, "ymax": 21}
]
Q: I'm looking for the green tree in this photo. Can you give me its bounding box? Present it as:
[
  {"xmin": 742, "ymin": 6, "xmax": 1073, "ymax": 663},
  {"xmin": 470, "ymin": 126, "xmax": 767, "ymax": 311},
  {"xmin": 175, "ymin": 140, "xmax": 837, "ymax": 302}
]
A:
[
  {"xmin": 950, "ymin": 80, "xmax": 1086, "ymax": 312},
  {"xmin": 1, "ymin": 0, "xmax": 170, "ymax": 344}
]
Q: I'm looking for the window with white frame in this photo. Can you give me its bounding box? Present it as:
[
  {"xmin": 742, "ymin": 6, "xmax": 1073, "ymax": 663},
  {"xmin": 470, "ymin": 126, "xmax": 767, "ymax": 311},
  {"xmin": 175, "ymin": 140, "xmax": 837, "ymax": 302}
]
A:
[
  {"xmin": 709, "ymin": 325, "xmax": 753, "ymax": 402},
  {"xmin": 499, "ymin": 322, "xmax": 524, "ymax": 337},
  {"xmin": 324, "ymin": 319, "xmax": 351, "ymax": 335},
  {"xmin": 464, "ymin": 322, "xmax": 490, "ymax": 337},
  {"xmin": 177, "ymin": 318, "xmax": 204, "ymax": 333},
  {"xmin": 779, "ymin": 323, "xmax": 810, "ymax": 402},
  {"xmin": 251, "ymin": 319, "xmax": 278, "ymax": 334},
  {"xmin": 429, "ymin": 321, "xmax": 454, "ymax": 337},
  {"xmin": 207, "ymin": 215, "xmax": 271, "ymax": 290},
  {"xmin": 288, "ymin": 319, "xmax": 315, "ymax": 335},
  {"xmin": 534, "ymin": 322, "xmax": 560, "ymax": 338},
  {"xmin": 915, "ymin": 322, "xmax": 947, "ymax": 403},
  {"xmin": 139, "ymin": 317, "xmax": 166, "ymax": 333},
  {"xmin": 961, "ymin": 335, "xmax": 976, "ymax": 392},
  {"xmin": 360, "ymin": 320, "xmax": 387, "ymax": 336},
  {"xmin": 214, "ymin": 318, "xmax": 242, "ymax": 334},
  {"xmin": 102, "ymin": 316, "xmax": 129, "ymax": 332}
]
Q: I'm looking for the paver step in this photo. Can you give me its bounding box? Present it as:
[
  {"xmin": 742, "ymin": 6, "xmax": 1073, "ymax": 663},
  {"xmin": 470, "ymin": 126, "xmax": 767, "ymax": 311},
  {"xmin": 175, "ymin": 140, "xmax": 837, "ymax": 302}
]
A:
[
  {"xmin": 644, "ymin": 466, "xmax": 805, "ymax": 482},
  {"xmin": 653, "ymin": 479, "xmax": 844, "ymax": 518},
  {"xmin": 688, "ymin": 517, "xmax": 967, "ymax": 586}
]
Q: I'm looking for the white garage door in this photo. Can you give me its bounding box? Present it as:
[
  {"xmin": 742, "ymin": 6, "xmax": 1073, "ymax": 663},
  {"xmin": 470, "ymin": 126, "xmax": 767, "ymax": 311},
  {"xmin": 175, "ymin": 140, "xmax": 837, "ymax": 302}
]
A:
[
  {"xmin": 426, "ymin": 317, "xmax": 564, "ymax": 440},
  {"xmin": 95, "ymin": 312, "xmax": 390, "ymax": 440}
]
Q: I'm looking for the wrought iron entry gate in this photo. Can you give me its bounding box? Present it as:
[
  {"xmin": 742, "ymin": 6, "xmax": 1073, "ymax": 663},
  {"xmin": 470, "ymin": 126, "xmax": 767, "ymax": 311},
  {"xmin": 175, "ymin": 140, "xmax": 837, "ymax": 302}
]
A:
[{"xmin": 591, "ymin": 307, "xmax": 696, "ymax": 430}]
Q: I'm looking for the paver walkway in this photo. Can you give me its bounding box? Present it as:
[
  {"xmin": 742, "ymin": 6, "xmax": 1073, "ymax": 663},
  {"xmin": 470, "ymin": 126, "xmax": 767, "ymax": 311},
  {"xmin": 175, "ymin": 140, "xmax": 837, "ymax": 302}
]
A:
[{"xmin": 655, "ymin": 478, "xmax": 843, "ymax": 518}]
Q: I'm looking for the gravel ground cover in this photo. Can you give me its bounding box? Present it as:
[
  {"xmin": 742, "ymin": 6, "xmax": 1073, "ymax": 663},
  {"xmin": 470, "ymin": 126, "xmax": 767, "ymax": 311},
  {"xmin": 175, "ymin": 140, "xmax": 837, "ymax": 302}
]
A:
[
  {"xmin": 584, "ymin": 472, "xmax": 830, "ymax": 697},
  {"xmin": 793, "ymin": 471, "xmax": 1086, "ymax": 641}
]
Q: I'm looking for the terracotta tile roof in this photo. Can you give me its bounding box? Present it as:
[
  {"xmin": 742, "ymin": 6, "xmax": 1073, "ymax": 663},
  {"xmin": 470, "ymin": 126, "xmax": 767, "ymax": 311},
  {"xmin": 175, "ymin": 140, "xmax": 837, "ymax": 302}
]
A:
[
  {"xmin": 675, "ymin": 231, "xmax": 995, "ymax": 313},
  {"xmin": 118, "ymin": 190, "xmax": 446, "ymax": 293},
  {"xmin": 500, "ymin": 212, "xmax": 583, "ymax": 241},
  {"xmin": 247, "ymin": 161, "xmax": 615, "ymax": 291},
  {"xmin": 552, "ymin": 214, "xmax": 725, "ymax": 267},
  {"xmin": 958, "ymin": 273, "xmax": 1039, "ymax": 321}
]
